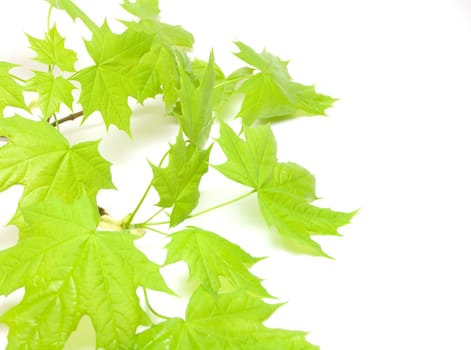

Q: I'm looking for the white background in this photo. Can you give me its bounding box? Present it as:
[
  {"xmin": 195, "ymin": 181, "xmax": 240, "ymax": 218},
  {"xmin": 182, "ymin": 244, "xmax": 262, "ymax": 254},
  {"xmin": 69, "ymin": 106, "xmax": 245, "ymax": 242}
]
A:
[{"xmin": 1, "ymin": 0, "xmax": 471, "ymax": 349}]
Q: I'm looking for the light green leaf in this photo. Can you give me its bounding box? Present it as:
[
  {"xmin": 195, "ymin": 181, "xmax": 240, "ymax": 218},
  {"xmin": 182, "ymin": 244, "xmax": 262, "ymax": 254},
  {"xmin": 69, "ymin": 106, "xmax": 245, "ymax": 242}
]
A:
[
  {"xmin": 46, "ymin": 0, "xmax": 99, "ymax": 35},
  {"xmin": 0, "ymin": 195, "xmax": 172, "ymax": 349},
  {"xmin": 136, "ymin": 287, "xmax": 319, "ymax": 350},
  {"xmin": 165, "ymin": 227, "xmax": 270, "ymax": 297},
  {"xmin": 122, "ymin": 0, "xmax": 160, "ymax": 19},
  {"xmin": 73, "ymin": 22, "xmax": 153, "ymax": 133},
  {"xmin": 25, "ymin": 71, "xmax": 75, "ymax": 118},
  {"xmin": 176, "ymin": 51, "xmax": 215, "ymax": 148},
  {"xmin": 213, "ymin": 122, "xmax": 277, "ymax": 189},
  {"xmin": 27, "ymin": 25, "xmax": 78, "ymax": 72},
  {"xmin": 0, "ymin": 62, "xmax": 27, "ymax": 114},
  {"xmin": 0, "ymin": 116, "xmax": 114, "ymax": 210},
  {"xmin": 150, "ymin": 132, "xmax": 211, "ymax": 227},
  {"xmin": 233, "ymin": 41, "xmax": 336, "ymax": 124},
  {"xmin": 214, "ymin": 123, "xmax": 355, "ymax": 256}
]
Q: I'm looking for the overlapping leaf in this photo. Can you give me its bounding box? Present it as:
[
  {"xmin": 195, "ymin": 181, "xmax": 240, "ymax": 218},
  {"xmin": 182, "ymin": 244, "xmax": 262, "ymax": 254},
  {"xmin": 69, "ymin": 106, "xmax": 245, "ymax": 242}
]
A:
[
  {"xmin": 0, "ymin": 62, "xmax": 28, "ymax": 114},
  {"xmin": 136, "ymin": 287, "xmax": 318, "ymax": 350},
  {"xmin": 176, "ymin": 52, "xmax": 215, "ymax": 148},
  {"xmin": 214, "ymin": 122, "xmax": 355, "ymax": 256},
  {"xmin": 233, "ymin": 41, "xmax": 336, "ymax": 124},
  {"xmin": 150, "ymin": 132, "xmax": 211, "ymax": 227},
  {"xmin": 0, "ymin": 116, "xmax": 114, "ymax": 211},
  {"xmin": 27, "ymin": 25, "xmax": 77, "ymax": 72},
  {"xmin": 0, "ymin": 195, "xmax": 172, "ymax": 349},
  {"xmin": 73, "ymin": 22, "xmax": 154, "ymax": 134},
  {"xmin": 165, "ymin": 227, "xmax": 270, "ymax": 297},
  {"xmin": 25, "ymin": 71, "xmax": 75, "ymax": 118},
  {"xmin": 123, "ymin": 6, "xmax": 194, "ymax": 109}
]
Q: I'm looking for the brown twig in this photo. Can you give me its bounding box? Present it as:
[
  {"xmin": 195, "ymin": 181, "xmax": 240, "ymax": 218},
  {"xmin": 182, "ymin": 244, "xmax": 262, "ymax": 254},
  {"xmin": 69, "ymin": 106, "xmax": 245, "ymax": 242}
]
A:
[{"xmin": 50, "ymin": 111, "xmax": 84, "ymax": 127}]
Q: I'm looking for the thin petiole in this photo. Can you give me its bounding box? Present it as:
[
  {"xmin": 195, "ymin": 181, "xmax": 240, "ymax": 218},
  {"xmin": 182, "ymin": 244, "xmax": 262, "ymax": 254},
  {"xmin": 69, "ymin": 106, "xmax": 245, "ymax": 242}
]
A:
[
  {"xmin": 143, "ymin": 207, "xmax": 166, "ymax": 225},
  {"xmin": 124, "ymin": 181, "xmax": 153, "ymax": 228},
  {"xmin": 145, "ymin": 189, "xmax": 256, "ymax": 226}
]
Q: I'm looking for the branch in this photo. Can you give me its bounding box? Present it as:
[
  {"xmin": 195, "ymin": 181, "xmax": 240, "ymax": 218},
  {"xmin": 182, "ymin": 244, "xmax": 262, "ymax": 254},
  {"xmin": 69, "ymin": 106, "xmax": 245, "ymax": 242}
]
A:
[{"xmin": 50, "ymin": 111, "xmax": 84, "ymax": 127}]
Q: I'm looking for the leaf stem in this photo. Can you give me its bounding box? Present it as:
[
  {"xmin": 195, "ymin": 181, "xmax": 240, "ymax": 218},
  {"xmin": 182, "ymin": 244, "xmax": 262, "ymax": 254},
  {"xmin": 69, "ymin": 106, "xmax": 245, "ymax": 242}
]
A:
[
  {"xmin": 124, "ymin": 181, "xmax": 153, "ymax": 228},
  {"xmin": 10, "ymin": 74, "xmax": 27, "ymax": 84},
  {"xmin": 143, "ymin": 207, "xmax": 166, "ymax": 225},
  {"xmin": 144, "ymin": 189, "xmax": 256, "ymax": 226},
  {"xmin": 50, "ymin": 111, "xmax": 84, "ymax": 127},
  {"xmin": 143, "ymin": 288, "xmax": 171, "ymax": 320}
]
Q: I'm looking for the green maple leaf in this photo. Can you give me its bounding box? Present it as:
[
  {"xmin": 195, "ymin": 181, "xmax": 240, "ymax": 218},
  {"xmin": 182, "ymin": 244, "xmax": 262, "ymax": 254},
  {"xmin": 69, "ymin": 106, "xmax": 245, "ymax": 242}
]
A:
[
  {"xmin": 123, "ymin": 17, "xmax": 194, "ymax": 108},
  {"xmin": 27, "ymin": 25, "xmax": 78, "ymax": 72},
  {"xmin": 0, "ymin": 62, "xmax": 28, "ymax": 114},
  {"xmin": 25, "ymin": 71, "xmax": 75, "ymax": 118},
  {"xmin": 258, "ymin": 162, "xmax": 355, "ymax": 257},
  {"xmin": 212, "ymin": 122, "xmax": 277, "ymax": 189},
  {"xmin": 136, "ymin": 287, "xmax": 318, "ymax": 350},
  {"xmin": 73, "ymin": 22, "xmax": 153, "ymax": 134},
  {"xmin": 150, "ymin": 132, "xmax": 211, "ymax": 227},
  {"xmin": 0, "ymin": 116, "xmax": 114, "ymax": 210},
  {"xmin": 176, "ymin": 52, "xmax": 215, "ymax": 148},
  {"xmin": 0, "ymin": 195, "xmax": 172, "ymax": 349},
  {"xmin": 47, "ymin": 0, "xmax": 100, "ymax": 35},
  {"xmin": 165, "ymin": 227, "xmax": 270, "ymax": 297},
  {"xmin": 122, "ymin": 0, "xmax": 160, "ymax": 20},
  {"xmin": 214, "ymin": 122, "xmax": 355, "ymax": 257},
  {"xmin": 233, "ymin": 41, "xmax": 336, "ymax": 124}
]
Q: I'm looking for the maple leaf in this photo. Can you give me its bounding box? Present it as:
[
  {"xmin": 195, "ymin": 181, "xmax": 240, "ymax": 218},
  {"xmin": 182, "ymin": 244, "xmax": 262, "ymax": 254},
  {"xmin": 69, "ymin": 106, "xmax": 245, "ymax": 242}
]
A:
[
  {"xmin": 123, "ymin": 16, "xmax": 194, "ymax": 108},
  {"xmin": 212, "ymin": 122, "xmax": 277, "ymax": 189},
  {"xmin": 0, "ymin": 62, "xmax": 28, "ymax": 114},
  {"xmin": 0, "ymin": 195, "xmax": 172, "ymax": 349},
  {"xmin": 46, "ymin": 0, "xmax": 100, "ymax": 35},
  {"xmin": 214, "ymin": 122, "xmax": 355, "ymax": 257},
  {"xmin": 25, "ymin": 71, "xmax": 75, "ymax": 118},
  {"xmin": 135, "ymin": 287, "xmax": 319, "ymax": 350},
  {"xmin": 0, "ymin": 116, "xmax": 114, "ymax": 211},
  {"xmin": 122, "ymin": 0, "xmax": 160, "ymax": 20},
  {"xmin": 233, "ymin": 41, "xmax": 336, "ymax": 124},
  {"xmin": 73, "ymin": 22, "xmax": 154, "ymax": 134},
  {"xmin": 150, "ymin": 132, "xmax": 211, "ymax": 227},
  {"xmin": 27, "ymin": 25, "xmax": 78, "ymax": 72},
  {"xmin": 165, "ymin": 227, "xmax": 270, "ymax": 297},
  {"xmin": 176, "ymin": 51, "xmax": 215, "ymax": 148}
]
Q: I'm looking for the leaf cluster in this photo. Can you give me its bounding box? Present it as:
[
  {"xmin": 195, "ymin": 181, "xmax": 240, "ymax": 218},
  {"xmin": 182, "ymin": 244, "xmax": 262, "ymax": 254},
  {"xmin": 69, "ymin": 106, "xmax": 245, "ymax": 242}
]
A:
[{"xmin": 0, "ymin": 0, "xmax": 356, "ymax": 348}]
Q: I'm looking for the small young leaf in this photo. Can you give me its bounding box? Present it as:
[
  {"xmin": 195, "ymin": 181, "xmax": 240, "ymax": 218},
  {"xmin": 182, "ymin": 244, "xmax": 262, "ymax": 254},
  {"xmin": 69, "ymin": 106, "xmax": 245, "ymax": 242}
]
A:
[
  {"xmin": 165, "ymin": 227, "xmax": 270, "ymax": 297},
  {"xmin": 233, "ymin": 41, "xmax": 336, "ymax": 124},
  {"xmin": 27, "ymin": 25, "xmax": 78, "ymax": 72},
  {"xmin": 176, "ymin": 51, "xmax": 216, "ymax": 148},
  {"xmin": 0, "ymin": 62, "xmax": 28, "ymax": 114},
  {"xmin": 0, "ymin": 195, "xmax": 172, "ymax": 349},
  {"xmin": 0, "ymin": 116, "xmax": 114, "ymax": 211},
  {"xmin": 25, "ymin": 71, "xmax": 75, "ymax": 118},
  {"xmin": 150, "ymin": 132, "xmax": 211, "ymax": 227},
  {"xmin": 135, "ymin": 287, "xmax": 319, "ymax": 350}
]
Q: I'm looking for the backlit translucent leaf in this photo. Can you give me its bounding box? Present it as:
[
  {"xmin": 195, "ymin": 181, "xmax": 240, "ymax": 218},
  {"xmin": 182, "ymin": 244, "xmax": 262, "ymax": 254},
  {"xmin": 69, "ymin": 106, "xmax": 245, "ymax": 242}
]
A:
[
  {"xmin": 165, "ymin": 227, "xmax": 270, "ymax": 297},
  {"xmin": 233, "ymin": 41, "xmax": 335, "ymax": 124},
  {"xmin": 213, "ymin": 122, "xmax": 277, "ymax": 189},
  {"xmin": 0, "ymin": 62, "xmax": 27, "ymax": 114},
  {"xmin": 136, "ymin": 287, "xmax": 319, "ymax": 350},
  {"xmin": 0, "ymin": 116, "xmax": 114, "ymax": 210},
  {"xmin": 150, "ymin": 132, "xmax": 211, "ymax": 227},
  {"xmin": 27, "ymin": 25, "xmax": 77, "ymax": 72},
  {"xmin": 25, "ymin": 71, "xmax": 75, "ymax": 118},
  {"xmin": 215, "ymin": 122, "xmax": 355, "ymax": 256},
  {"xmin": 176, "ymin": 52, "xmax": 215, "ymax": 148},
  {"xmin": 73, "ymin": 22, "xmax": 153, "ymax": 133},
  {"xmin": 122, "ymin": 0, "xmax": 160, "ymax": 20},
  {"xmin": 0, "ymin": 195, "xmax": 171, "ymax": 349}
]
